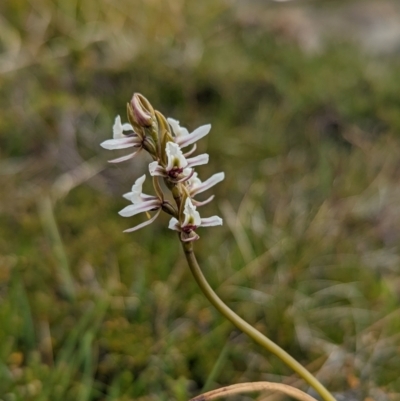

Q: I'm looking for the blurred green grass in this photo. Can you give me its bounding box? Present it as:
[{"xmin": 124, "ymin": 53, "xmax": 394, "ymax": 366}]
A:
[{"xmin": 1, "ymin": 0, "xmax": 400, "ymax": 400}]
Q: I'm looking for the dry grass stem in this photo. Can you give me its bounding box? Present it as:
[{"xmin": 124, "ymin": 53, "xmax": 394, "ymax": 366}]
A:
[{"xmin": 190, "ymin": 382, "xmax": 319, "ymax": 401}]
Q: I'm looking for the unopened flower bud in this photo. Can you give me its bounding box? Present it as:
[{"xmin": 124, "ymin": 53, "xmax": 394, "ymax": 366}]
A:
[{"xmin": 131, "ymin": 93, "xmax": 154, "ymax": 128}]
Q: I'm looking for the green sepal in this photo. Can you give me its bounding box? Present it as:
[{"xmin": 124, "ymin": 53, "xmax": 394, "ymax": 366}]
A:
[
  {"xmin": 142, "ymin": 137, "xmax": 157, "ymax": 157},
  {"xmin": 152, "ymin": 176, "xmax": 164, "ymax": 202},
  {"xmin": 156, "ymin": 111, "xmax": 174, "ymax": 165}
]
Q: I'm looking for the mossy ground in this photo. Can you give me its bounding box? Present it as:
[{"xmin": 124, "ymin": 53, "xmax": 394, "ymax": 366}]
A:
[{"xmin": 1, "ymin": 1, "xmax": 400, "ymax": 400}]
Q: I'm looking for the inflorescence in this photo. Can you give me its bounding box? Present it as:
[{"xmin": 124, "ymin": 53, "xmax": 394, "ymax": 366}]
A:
[{"xmin": 101, "ymin": 93, "xmax": 224, "ymax": 242}]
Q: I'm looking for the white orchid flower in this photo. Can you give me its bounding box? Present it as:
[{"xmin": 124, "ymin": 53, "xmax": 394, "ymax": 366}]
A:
[
  {"xmin": 186, "ymin": 171, "xmax": 225, "ymax": 207},
  {"xmin": 100, "ymin": 116, "xmax": 142, "ymax": 163},
  {"xmin": 119, "ymin": 175, "xmax": 162, "ymax": 232},
  {"xmin": 168, "ymin": 198, "xmax": 223, "ymax": 242},
  {"xmin": 167, "ymin": 118, "xmax": 211, "ymax": 148},
  {"xmin": 188, "ymin": 172, "xmax": 225, "ymax": 196},
  {"xmin": 149, "ymin": 142, "xmax": 209, "ymax": 181},
  {"xmin": 121, "ymin": 174, "xmax": 157, "ymax": 203}
]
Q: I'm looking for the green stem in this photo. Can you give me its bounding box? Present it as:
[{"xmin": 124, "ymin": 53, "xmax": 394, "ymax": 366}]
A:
[{"xmin": 182, "ymin": 242, "xmax": 336, "ymax": 401}]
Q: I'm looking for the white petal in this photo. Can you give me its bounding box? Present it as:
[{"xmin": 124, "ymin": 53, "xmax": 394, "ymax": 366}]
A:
[
  {"xmin": 167, "ymin": 118, "xmax": 189, "ymax": 137},
  {"xmin": 167, "ymin": 118, "xmax": 180, "ymax": 134},
  {"xmin": 123, "ymin": 174, "xmax": 146, "ymax": 203},
  {"xmin": 183, "ymin": 167, "xmax": 193, "ymax": 178},
  {"xmin": 191, "ymin": 172, "xmax": 225, "ymax": 196},
  {"xmin": 113, "ymin": 116, "xmax": 134, "ymax": 139},
  {"xmin": 131, "ymin": 174, "xmax": 146, "ymax": 194},
  {"xmin": 100, "ymin": 137, "xmax": 139, "ymax": 150},
  {"xmin": 168, "ymin": 217, "xmax": 180, "ymax": 231},
  {"xmin": 187, "ymin": 153, "xmax": 209, "ymax": 168},
  {"xmin": 183, "ymin": 143, "xmax": 197, "ymax": 157},
  {"xmin": 113, "ymin": 116, "xmax": 124, "ymax": 139},
  {"xmin": 166, "ymin": 142, "xmax": 188, "ymax": 171},
  {"xmin": 123, "ymin": 193, "xmax": 156, "ymax": 202},
  {"xmin": 109, "ymin": 150, "xmax": 139, "ymax": 163},
  {"xmin": 142, "ymin": 194, "xmax": 156, "ymax": 200},
  {"xmin": 177, "ymin": 124, "xmax": 211, "ymax": 148},
  {"xmin": 175, "ymin": 168, "xmax": 194, "ymax": 183},
  {"xmin": 200, "ymin": 216, "xmax": 223, "ymax": 227},
  {"xmin": 149, "ymin": 161, "xmax": 158, "ymax": 175},
  {"xmin": 121, "ymin": 123, "xmax": 134, "ymax": 131},
  {"xmin": 122, "ymin": 192, "xmax": 133, "ymax": 200},
  {"xmin": 149, "ymin": 161, "xmax": 166, "ymax": 176},
  {"xmin": 192, "ymin": 195, "xmax": 215, "ymax": 207},
  {"xmin": 183, "ymin": 198, "xmax": 201, "ymax": 227},
  {"xmin": 118, "ymin": 200, "xmax": 160, "ymax": 217},
  {"xmin": 188, "ymin": 172, "xmax": 202, "ymax": 188},
  {"xmin": 123, "ymin": 209, "xmax": 161, "ymax": 233}
]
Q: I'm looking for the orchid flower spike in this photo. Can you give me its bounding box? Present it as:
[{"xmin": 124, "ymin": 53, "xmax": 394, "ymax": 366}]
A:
[
  {"xmin": 100, "ymin": 116, "xmax": 143, "ymax": 163},
  {"xmin": 149, "ymin": 142, "xmax": 209, "ymax": 182},
  {"xmin": 168, "ymin": 198, "xmax": 223, "ymax": 242},
  {"xmin": 118, "ymin": 175, "xmax": 163, "ymax": 232},
  {"xmin": 102, "ymin": 94, "xmax": 224, "ymax": 239}
]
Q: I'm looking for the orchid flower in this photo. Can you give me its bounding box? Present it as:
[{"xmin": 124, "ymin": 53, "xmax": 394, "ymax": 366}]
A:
[
  {"xmin": 187, "ymin": 172, "xmax": 225, "ymax": 206},
  {"xmin": 118, "ymin": 175, "xmax": 163, "ymax": 232},
  {"xmin": 149, "ymin": 142, "xmax": 209, "ymax": 181},
  {"xmin": 168, "ymin": 198, "xmax": 223, "ymax": 242},
  {"xmin": 167, "ymin": 118, "xmax": 211, "ymax": 148},
  {"xmin": 100, "ymin": 116, "xmax": 142, "ymax": 163}
]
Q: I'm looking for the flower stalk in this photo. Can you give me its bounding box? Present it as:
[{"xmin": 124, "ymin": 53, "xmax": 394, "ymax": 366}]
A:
[
  {"xmin": 101, "ymin": 92, "xmax": 336, "ymax": 401},
  {"xmin": 182, "ymin": 241, "xmax": 336, "ymax": 401}
]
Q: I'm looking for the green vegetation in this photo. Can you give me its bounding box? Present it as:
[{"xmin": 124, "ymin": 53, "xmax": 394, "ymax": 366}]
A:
[{"xmin": 1, "ymin": 0, "xmax": 400, "ymax": 400}]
